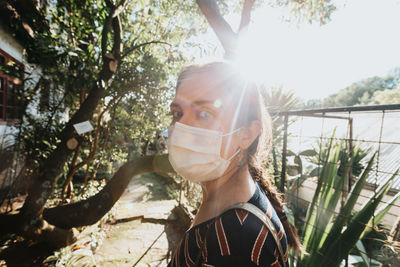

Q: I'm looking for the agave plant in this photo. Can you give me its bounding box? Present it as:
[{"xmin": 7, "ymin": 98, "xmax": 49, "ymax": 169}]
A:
[
  {"xmin": 295, "ymin": 139, "xmax": 400, "ymax": 267},
  {"xmin": 286, "ymin": 138, "xmax": 370, "ymax": 193}
]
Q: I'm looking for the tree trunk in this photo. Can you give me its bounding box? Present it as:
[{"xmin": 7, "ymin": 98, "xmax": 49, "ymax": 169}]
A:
[
  {"xmin": 196, "ymin": 0, "xmax": 255, "ymax": 58},
  {"xmin": 20, "ymin": 83, "xmax": 107, "ymax": 224},
  {"xmin": 43, "ymin": 154, "xmax": 173, "ymax": 229},
  {"xmin": 0, "ymin": 154, "xmax": 173, "ymax": 247},
  {"xmin": 18, "ymin": 1, "xmax": 124, "ymax": 233}
]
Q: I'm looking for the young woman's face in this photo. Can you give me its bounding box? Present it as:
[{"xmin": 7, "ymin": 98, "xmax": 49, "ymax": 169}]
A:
[{"xmin": 170, "ymin": 70, "xmax": 241, "ymax": 159}]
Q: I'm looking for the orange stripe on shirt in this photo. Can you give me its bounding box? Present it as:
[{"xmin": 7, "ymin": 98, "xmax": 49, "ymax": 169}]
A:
[
  {"xmin": 195, "ymin": 228, "xmax": 202, "ymax": 248},
  {"xmin": 271, "ymin": 260, "xmax": 281, "ymax": 267},
  {"xmin": 174, "ymin": 238, "xmax": 183, "ymax": 267},
  {"xmin": 184, "ymin": 234, "xmax": 195, "ymax": 267},
  {"xmin": 277, "ymin": 225, "xmax": 284, "ymax": 240},
  {"xmin": 266, "ymin": 204, "xmax": 272, "ymax": 219},
  {"xmin": 215, "ymin": 217, "xmax": 230, "ymax": 256},
  {"xmin": 284, "ymin": 245, "xmax": 289, "ymax": 262},
  {"xmin": 274, "ymin": 248, "xmax": 279, "ymax": 258},
  {"xmin": 251, "ymin": 225, "xmax": 269, "ymax": 265},
  {"xmin": 201, "ymin": 224, "xmax": 210, "ymax": 262},
  {"xmin": 202, "ymin": 235, "xmax": 208, "ymax": 262},
  {"xmin": 235, "ymin": 209, "xmax": 249, "ymax": 225},
  {"xmin": 272, "ymin": 248, "xmax": 282, "ymax": 267}
]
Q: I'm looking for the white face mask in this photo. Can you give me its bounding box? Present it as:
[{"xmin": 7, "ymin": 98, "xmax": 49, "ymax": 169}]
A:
[{"xmin": 167, "ymin": 122, "xmax": 241, "ymax": 182}]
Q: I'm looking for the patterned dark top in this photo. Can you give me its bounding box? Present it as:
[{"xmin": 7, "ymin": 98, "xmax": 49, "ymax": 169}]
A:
[{"xmin": 168, "ymin": 184, "xmax": 289, "ymax": 267}]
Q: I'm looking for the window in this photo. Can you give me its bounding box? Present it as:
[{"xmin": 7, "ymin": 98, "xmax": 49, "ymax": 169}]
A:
[{"xmin": 0, "ymin": 49, "xmax": 23, "ymax": 122}]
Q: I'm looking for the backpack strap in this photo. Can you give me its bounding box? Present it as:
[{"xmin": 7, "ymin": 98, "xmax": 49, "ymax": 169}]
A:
[{"xmin": 223, "ymin": 202, "xmax": 287, "ymax": 267}]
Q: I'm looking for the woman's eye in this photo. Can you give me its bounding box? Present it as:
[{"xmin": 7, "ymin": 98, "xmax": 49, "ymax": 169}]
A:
[
  {"xmin": 171, "ymin": 110, "xmax": 182, "ymax": 119},
  {"xmin": 198, "ymin": 110, "xmax": 212, "ymax": 120}
]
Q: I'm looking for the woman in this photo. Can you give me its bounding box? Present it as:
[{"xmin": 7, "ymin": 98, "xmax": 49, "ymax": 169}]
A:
[{"xmin": 167, "ymin": 62, "xmax": 300, "ymax": 267}]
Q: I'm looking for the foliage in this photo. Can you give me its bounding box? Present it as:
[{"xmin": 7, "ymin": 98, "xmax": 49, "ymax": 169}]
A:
[
  {"xmin": 375, "ymin": 242, "xmax": 400, "ymax": 266},
  {"xmin": 46, "ymin": 179, "xmax": 107, "ymax": 207},
  {"xmin": 294, "ymin": 139, "xmax": 400, "ymax": 267},
  {"xmin": 42, "ymin": 210, "xmax": 110, "ymax": 267},
  {"xmin": 321, "ymin": 68, "xmax": 400, "ymax": 108},
  {"xmin": 2, "ymin": 0, "xmax": 346, "ymax": 202},
  {"xmin": 263, "ymin": 86, "xmax": 300, "ymax": 142},
  {"xmin": 274, "ymin": 0, "xmax": 337, "ymax": 24},
  {"xmin": 262, "ymin": 86, "xmax": 301, "ymax": 184},
  {"xmin": 307, "ymin": 139, "xmax": 371, "ymax": 178},
  {"xmin": 4, "ymin": 0, "xmax": 205, "ymax": 202},
  {"xmin": 284, "ymin": 148, "xmax": 318, "ymax": 194},
  {"xmin": 361, "ymin": 87, "xmax": 400, "ymax": 105}
]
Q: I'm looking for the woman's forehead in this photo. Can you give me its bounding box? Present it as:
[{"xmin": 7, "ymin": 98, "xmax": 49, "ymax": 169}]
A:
[{"xmin": 175, "ymin": 71, "xmax": 233, "ymax": 105}]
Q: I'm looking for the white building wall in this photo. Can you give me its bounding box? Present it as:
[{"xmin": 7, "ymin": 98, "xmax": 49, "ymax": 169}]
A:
[
  {"xmin": 0, "ymin": 25, "xmax": 46, "ymax": 148},
  {"xmin": 0, "ymin": 25, "xmax": 70, "ymax": 151},
  {"xmin": 0, "ymin": 26, "xmax": 25, "ymax": 148},
  {"xmin": 0, "ymin": 27, "xmax": 24, "ymax": 62}
]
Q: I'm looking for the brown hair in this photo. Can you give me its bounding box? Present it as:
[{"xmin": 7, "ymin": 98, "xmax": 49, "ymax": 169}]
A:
[{"xmin": 176, "ymin": 62, "xmax": 301, "ymax": 251}]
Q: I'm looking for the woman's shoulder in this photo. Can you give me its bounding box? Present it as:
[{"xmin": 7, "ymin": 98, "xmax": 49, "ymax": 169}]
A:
[
  {"xmin": 214, "ymin": 186, "xmax": 289, "ymax": 266},
  {"xmin": 211, "ymin": 207, "xmax": 285, "ymax": 266}
]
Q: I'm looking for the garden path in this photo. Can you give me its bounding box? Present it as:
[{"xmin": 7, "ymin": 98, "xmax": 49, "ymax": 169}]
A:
[{"xmin": 93, "ymin": 174, "xmax": 185, "ymax": 267}]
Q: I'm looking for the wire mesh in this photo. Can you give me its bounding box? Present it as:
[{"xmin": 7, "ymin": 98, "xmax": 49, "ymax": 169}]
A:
[{"xmin": 275, "ymin": 104, "xmax": 400, "ymax": 266}]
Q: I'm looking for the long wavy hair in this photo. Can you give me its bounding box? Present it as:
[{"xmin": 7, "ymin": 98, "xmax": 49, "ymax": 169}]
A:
[{"xmin": 176, "ymin": 61, "xmax": 301, "ymax": 251}]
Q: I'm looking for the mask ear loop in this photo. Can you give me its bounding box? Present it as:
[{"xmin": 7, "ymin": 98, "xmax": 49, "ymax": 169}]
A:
[
  {"xmin": 221, "ymin": 127, "xmax": 242, "ymax": 136},
  {"xmin": 228, "ymin": 148, "xmax": 241, "ymax": 161},
  {"xmin": 221, "ymin": 127, "xmax": 242, "ymax": 161}
]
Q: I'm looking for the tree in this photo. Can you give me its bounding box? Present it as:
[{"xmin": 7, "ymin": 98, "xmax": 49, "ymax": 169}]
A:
[
  {"xmin": 0, "ymin": 0, "xmax": 201, "ymax": 247},
  {"xmin": 360, "ymin": 87, "xmax": 400, "ymax": 105},
  {"xmin": 0, "ymin": 0, "xmax": 340, "ymax": 249},
  {"xmin": 274, "ymin": 0, "xmax": 337, "ymax": 24},
  {"xmin": 322, "ymin": 69, "xmax": 400, "ymax": 107}
]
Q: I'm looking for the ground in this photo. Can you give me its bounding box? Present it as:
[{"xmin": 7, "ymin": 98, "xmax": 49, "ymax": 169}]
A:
[
  {"xmin": 0, "ymin": 173, "xmax": 187, "ymax": 267},
  {"xmin": 93, "ymin": 174, "xmax": 186, "ymax": 266}
]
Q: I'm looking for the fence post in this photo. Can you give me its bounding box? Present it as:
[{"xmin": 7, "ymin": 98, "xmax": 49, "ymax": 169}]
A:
[
  {"xmin": 280, "ymin": 114, "xmax": 289, "ymax": 194},
  {"xmin": 348, "ymin": 117, "xmax": 353, "ymax": 192}
]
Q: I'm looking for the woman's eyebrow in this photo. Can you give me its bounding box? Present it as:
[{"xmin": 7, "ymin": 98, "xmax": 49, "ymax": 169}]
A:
[
  {"xmin": 171, "ymin": 99, "xmax": 221, "ymax": 111},
  {"xmin": 193, "ymin": 100, "xmax": 214, "ymax": 106},
  {"xmin": 170, "ymin": 102, "xmax": 181, "ymax": 109}
]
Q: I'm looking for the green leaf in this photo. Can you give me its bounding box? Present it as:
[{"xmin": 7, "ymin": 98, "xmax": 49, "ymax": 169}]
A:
[
  {"xmin": 309, "ymin": 167, "xmax": 321, "ymax": 177},
  {"xmin": 294, "ymin": 155, "xmax": 303, "ymax": 175},
  {"xmin": 288, "ymin": 174, "xmax": 309, "ymax": 191},
  {"xmin": 361, "ymin": 169, "xmax": 400, "ymax": 237},
  {"xmin": 68, "ymin": 51, "xmax": 78, "ymax": 57},
  {"xmin": 356, "ymin": 240, "xmax": 370, "ymax": 267},
  {"xmin": 287, "ymin": 165, "xmax": 300, "ymax": 176},
  {"xmin": 299, "ymin": 149, "xmax": 318, "ymax": 157},
  {"xmin": 286, "ymin": 149, "xmax": 296, "ymax": 157},
  {"xmin": 319, "ymin": 153, "xmax": 376, "ymax": 257},
  {"xmin": 308, "ymin": 144, "xmax": 342, "ymax": 253},
  {"xmin": 42, "ymin": 140, "xmax": 51, "ymax": 147},
  {"xmin": 321, "ymin": 173, "xmax": 394, "ymax": 266}
]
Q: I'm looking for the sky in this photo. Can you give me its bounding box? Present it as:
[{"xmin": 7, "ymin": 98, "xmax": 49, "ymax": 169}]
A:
[{"xmin": 193, "ymin": 0, "xmax": 400, "ymax": 101}]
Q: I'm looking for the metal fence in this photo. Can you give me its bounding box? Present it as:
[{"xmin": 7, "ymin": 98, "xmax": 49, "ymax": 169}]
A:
[{"xmin": 274, "ymin": 104, "xmax": 400, "ymax": 265}]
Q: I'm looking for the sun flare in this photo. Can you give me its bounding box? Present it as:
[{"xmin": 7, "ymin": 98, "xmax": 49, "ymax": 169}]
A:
[{"xmin": 233, "ymin": 31, "xmax": 280, "ymax": 85}]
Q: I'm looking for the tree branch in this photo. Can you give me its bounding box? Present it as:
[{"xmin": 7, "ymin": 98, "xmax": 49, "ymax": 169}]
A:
[
  {"xmin": 101, "ymin": 10, "xmax": 113, "ymax": 57},
  {"xmin": 238, "ymin": 0, "xmax": 255, "ymax": 33},
  {"xmin": 196, "ymin": 0, "xmax": 257, "ymax": 58},
  {"xmin": 43, "ymin": 155, "xmax": 174, "ymax": 229},
  {"xmin": 112, "ymin": 13, "xmax": 123, "ymax": 59},
  {"xmin": 196, "ymin": 0, "xmax": 236, "ymax": 56},
  {"xmin": 101, "ymin": 0, "xmax": 125, "ymax": 58},
  {"xmin": 122, "ymin": 41, "xmax": 172, "ymax": 59}
]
